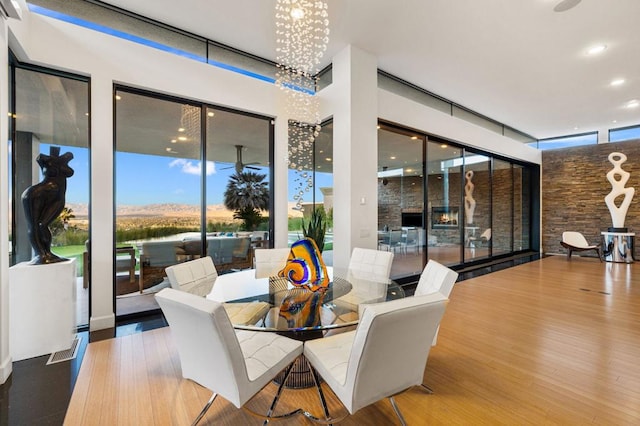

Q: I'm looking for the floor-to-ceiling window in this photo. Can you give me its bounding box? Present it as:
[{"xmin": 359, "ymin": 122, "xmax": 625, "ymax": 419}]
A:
[
  {"xmin": 514, "ymin": 164, "xmax": 532, "ymax": 251},
  {"xmin": 379, "ymin": 122, "xmax": 538, "ymax": 280},
  {"xmin": 426, "ymin": 140, "xmax": 463, "ymax": 267},
  {"xmin": 114, "ymin": 87, "xmax": 273, "ymax": 317},
  {"xmin": 205, "ymin": 106, "xmax": 273, "ymax": 262},
  {"xmin": 377, "ymin": 125, "xmax": 425, "ymax": 278},
  {"xmin": 10, "ymin": 61, "xmax": 90, "ymax": 327},
  {"xmin": 463, "ymin": 152, "xmax": 490, "ymax": 262},
  {"xmin": 492, "ymin": 159, "xmax": 514, "ymax": 256}
]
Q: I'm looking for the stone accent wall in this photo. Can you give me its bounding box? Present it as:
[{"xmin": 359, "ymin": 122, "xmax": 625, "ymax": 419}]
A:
[
  {"xmin": 542, "ymin": 139, "xmax": 640, "ymax": 256},
  {"xmin": 378, "ymin": 168, "xmax": 523, "ymax": 249}
]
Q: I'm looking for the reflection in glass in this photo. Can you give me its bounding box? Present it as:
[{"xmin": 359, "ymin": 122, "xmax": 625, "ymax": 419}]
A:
[
  {"xmin": 492, "ymin": 159, "xmax": 513, "ymax": 255},
  {"xmin": 206, "ymin": 106, "xmax": 271, "ymax": 265},
  {"xmin": 288, "ymin": 121, "xmax": 333, "ymax": 253},
  {"xmin": 464, "ymin": 152, "xmax": 490, "ymax": 261},
  {"xmin": 426, "ymin": 141, "xmax": 462, "ymax": 267},
  {"xmin": 514, "ymin": 165, "xmax": 531, "ymax": 250},
  {"xmin": 115, "ymin": 90, "xmax": 201, "ymax": 316},
  {"xmin": 377, "ymin": 126, "xmax": 425, "ymax": 279}
]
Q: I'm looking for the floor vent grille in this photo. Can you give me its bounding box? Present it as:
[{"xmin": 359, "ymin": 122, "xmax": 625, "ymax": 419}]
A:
[{"xmin": 47, "ymin": 336, "xmax": 81, "ymax": 365}]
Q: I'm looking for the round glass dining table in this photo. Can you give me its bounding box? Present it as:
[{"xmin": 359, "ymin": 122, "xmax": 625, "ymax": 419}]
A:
[{"xmin": 207, "ymin": 268, "xmax": 406, "ymax": 388}]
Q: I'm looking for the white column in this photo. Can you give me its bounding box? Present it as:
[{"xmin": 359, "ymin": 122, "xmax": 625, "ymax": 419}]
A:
[
  {"xmin": 0, "ymin": 18, "xmax": 12, "ymax": 384},
  {"xmin": 89, "ymin": 75, "xmax": 115, "ymax": 331},
  {"xmin": 326, "ymin": 45, "xmax": 378, "ymax": 272},
  {"xmin": 597, "ymin": 126, "xmax": 610, "ymax": 143}
]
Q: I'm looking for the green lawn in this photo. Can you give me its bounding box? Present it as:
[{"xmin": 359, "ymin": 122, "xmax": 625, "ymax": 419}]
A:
[{"xmin": 51, "ymin": 245, "xmax": 85, "ymax": 276}]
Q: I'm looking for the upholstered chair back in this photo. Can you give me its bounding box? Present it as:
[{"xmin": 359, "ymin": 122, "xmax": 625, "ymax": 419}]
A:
[
  {"xmin": 415, "ymin": 259, "xmax": 458, "ymax": 298},
  {"xmin": 347, "ymin": 247, "xmax": 394, "ymax": 282},
  {"xmin": 165, "ymin": 256, "xmax": 218, "ymax": 297},
  {"xmin": 345, "ymin": 294, "xmax": 447, "ymax": 414},
  {"xmin": 254, "ymin": 248, "xmax": 291, "ymax": 279},
  {"xmin": 155, "ymin": 288, "xmax": 250, "ymax": 407}
]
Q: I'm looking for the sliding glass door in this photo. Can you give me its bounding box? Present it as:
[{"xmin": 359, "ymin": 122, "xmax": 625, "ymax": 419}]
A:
[
  {"xmin": 377, "ymin": 125, "xmax": 426, "ymax": 278},
  {"xmin": 378, "ymin": 121, "xmax": 537, "ymax": 281},
  {"xmin": 114, "ymin": 87, "xmax": 273, "ymax": 317}
]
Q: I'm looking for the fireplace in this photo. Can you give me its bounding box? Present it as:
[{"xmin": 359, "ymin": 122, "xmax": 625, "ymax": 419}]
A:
[{"xmin": 431, "ymin": 206, "xmax": 459, "ymax": 228}]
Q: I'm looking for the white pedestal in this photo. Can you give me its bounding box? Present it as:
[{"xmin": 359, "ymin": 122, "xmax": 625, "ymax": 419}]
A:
[
  {"xmin": 9, "ymin": 259, "xmax": 77, "ymax": 361},
  {"xmin": 601, "ymin": 231, "xmax": 635, "ymax": 263}
]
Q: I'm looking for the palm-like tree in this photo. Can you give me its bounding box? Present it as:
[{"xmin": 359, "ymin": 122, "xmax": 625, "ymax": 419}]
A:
[
  {"xmin": 51, "ymin": 206, "xmax": 75, "ymax": 234},
  {"xmin": 223, "ymin": 171, "xmax": 269, "ymax": 231}
]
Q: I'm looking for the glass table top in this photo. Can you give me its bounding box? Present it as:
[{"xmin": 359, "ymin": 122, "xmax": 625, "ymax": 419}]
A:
[{"xmin": 208, "ymin": 269, "xmax": 405, "ymax": 335}]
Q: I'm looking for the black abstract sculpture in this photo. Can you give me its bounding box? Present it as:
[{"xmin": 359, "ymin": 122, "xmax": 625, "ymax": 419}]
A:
[{"xmin": 21, "ymin": 146, "xmax": 74, "ymax": 265}]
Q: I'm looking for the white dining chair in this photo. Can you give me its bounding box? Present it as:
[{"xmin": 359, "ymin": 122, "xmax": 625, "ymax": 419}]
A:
[
  {"xmin": 165, "ymin": 255, "xmax": 218, "ymax": 297},
  {"xmin": 415, "ymin": 259, "xmax": 459, "ymax": 299},
  {"xmin": 165, "ymin": 257, "xmax": 270, "ymax": 326},
  {"xmin": 331, "ymin": 247, "xmax": 395, "ymax": 312},
  {"xmin": 347, "ymin": 247, "xmax": 394, "ymax": 282},
  {"xmin": 155, "ymin": 288, "xmax": 303, "ymax": 425},
  {"xmin": 303, "ymin": 293, "xmax": 448, "ymax": 425},
  {"xmin": 414, "ymin": 259, "xmax": 458, "ymax": 346},
  {"xmin": 254, "ymin": 248, "xmax": 291, "ymax": 278}
]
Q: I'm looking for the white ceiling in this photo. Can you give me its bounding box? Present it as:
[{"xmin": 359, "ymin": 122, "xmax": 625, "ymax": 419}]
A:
[{"xmin": 97, "ymin": 0, "xmax": 640, "ymax": 141}]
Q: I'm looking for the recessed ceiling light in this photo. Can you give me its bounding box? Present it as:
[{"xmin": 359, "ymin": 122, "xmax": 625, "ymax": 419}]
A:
[
  {"xmin": 170, "ymin": 139, "xmax": 177, "ymax": 143},
  {"xmin": 165, "ymin": 147, "xmax": 172, "ymax": 152},
  {"xmin": 207, "ymin": 112, "xmax": 215, "ymax": 117},
  {"xmin": 115, "ymin": 95, "xmax": 122, "ymax": 100},
  {"xmin": 610, "ymin": 78, "xmax": 625, "ymax": 86},
  {"xmin": 325, "ymin": 157, "xmax": 332, "ymax": 162},
  {"xmin": 573, "ymin": 126, "xmax": 579, "ymax": 130},
  {"xmin": 612, "ymin": 120, "xmax": 618, "ymax": 124},
  {"xmin": 178, "ymin": 136, "xmax": 187, "ymax": 141},
  {"xmin": 178, "ymin": 127, "xmax": 185, "ymax": 132},
  {"xmin": 410, "ymin": 136, "xmax": 418, "ymax": 140},
  {"xmin": 440, "ymin": 144, "xmax": 448, "ymax": 148},
  {"xmin": 390, "ymin": 156, "xmax": 396, "ymax": 160},
  {"xmin": 586, "ymin": 44, "xmax": 607, "ymax": 55},
  {"xmin": 626, "ymin": 100, "xmax": 639, "ymax": 108}
]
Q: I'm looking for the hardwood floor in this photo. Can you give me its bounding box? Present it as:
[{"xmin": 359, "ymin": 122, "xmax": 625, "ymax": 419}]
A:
[{"xmin": 64, "ymin": 255, "xmax": 640, "ymax": 425}]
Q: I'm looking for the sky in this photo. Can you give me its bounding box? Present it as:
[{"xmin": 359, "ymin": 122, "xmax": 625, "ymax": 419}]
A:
[{"xmin": 36, "ymin": 144, "xmax": 333, "ymax": 207}]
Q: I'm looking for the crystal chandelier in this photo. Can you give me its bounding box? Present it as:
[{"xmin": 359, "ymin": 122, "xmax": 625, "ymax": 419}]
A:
[
  {"xmin": 180, "ymin": 104, "xmax": 201, "ymax": 141},
  {"xmin": 275, "ymin": 0, "xmax": 329, "ymax": 210}
]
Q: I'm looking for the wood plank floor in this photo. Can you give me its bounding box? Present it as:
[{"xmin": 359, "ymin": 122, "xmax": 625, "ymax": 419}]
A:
[{"xmin": 64, "ymin": 255, "xmax": 640, "ymax": 425}]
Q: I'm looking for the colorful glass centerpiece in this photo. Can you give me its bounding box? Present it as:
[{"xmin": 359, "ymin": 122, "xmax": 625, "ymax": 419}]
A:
[{"xmin": 278, "ymin": 237, "xmax": 329, "ymax": 292}]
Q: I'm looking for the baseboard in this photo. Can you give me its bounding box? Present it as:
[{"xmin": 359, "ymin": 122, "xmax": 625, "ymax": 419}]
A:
[
  {"xmin": 0, "ymin": 354, "xmax": 12, "ymax": 384},
  {"xmin": 89, "ymin": 313, "xmax": 115, "ymax": 331}
]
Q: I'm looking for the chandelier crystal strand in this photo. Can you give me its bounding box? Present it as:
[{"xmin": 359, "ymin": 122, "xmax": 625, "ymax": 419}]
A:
[
  {"xmin": 275, "ymin": 0, "xmax": 329, "ymax": 210},
  {"xmin": 180, "ymin": 104, "xmax": 201, "ymax": 141}
]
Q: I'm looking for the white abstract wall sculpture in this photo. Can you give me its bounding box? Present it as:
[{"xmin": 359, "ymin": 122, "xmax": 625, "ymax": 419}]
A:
[
  {"xmin": 464, "ymin": 170, "xmax": 476, "ymax": 224},
  {"xmin": 604, "ymin": 152, "xmax": 635, "ymax": 229}
]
